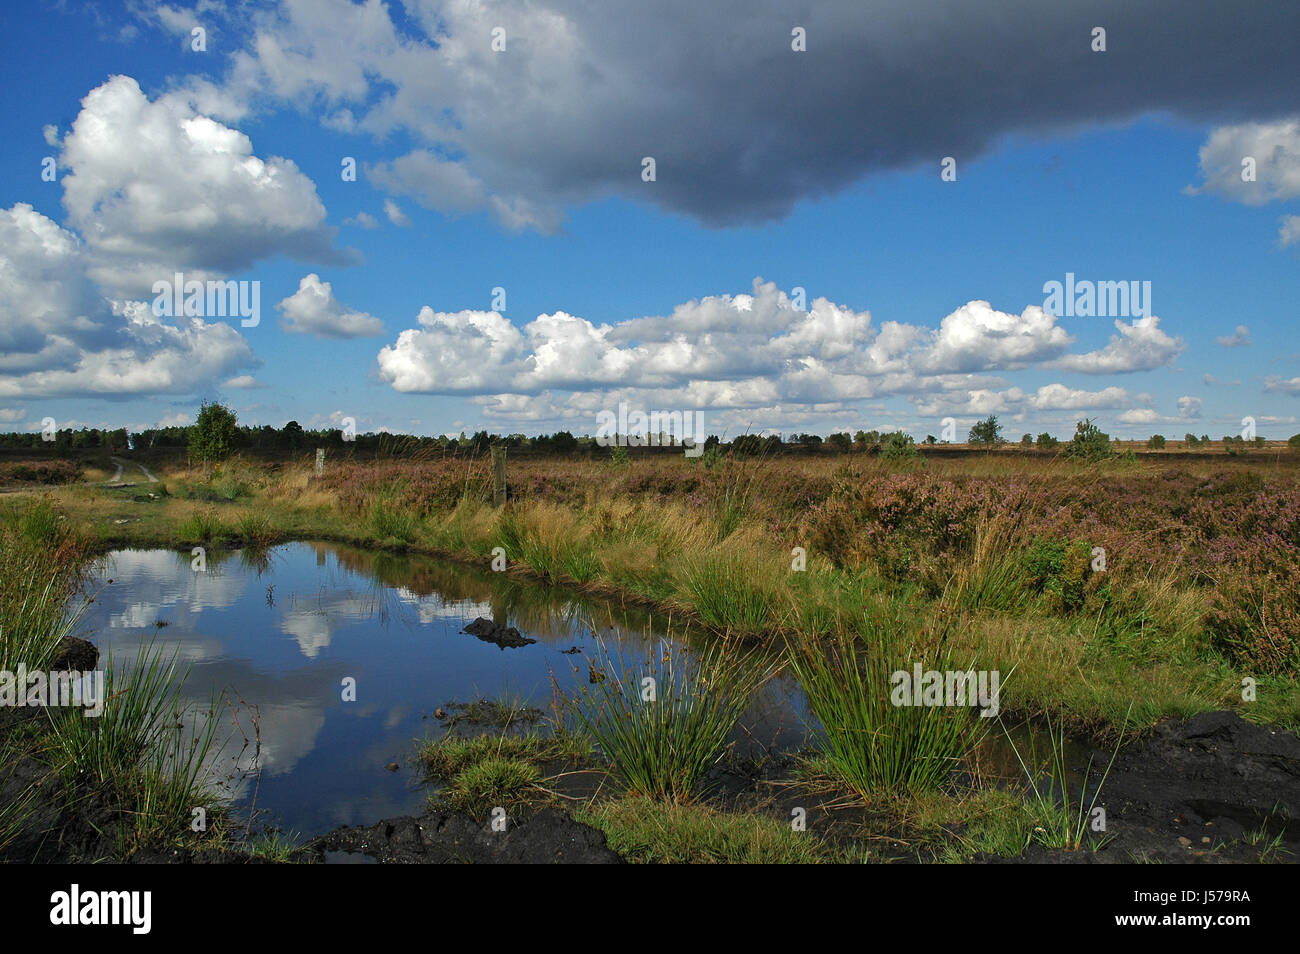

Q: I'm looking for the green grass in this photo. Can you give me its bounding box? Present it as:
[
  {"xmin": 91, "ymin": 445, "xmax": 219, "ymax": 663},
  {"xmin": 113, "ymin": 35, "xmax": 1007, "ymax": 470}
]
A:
[
  {"xmin": 178, "ymin": 508, "xmax": 230, "ymax": 544},
  {"xmin": 882, "ymin": 787, "xmax": 1036, "ymax": 861},
  {"xmin": 566, "ymin": 636, "xmax": 772, "ymax": 802},
  {"xmin": 418, "ymin": 731, "xmax": 589, "ymax": 778},
  {"xmin": 436, "ymin": 757, "xmax": 542, "ymax": 816},
  {"xmin": 234, "ymin": 511, "xmax": 278, "ymax": 546},
  {"xmin": 578, "ymin": 798, "xmax": 863, "ymax": 864},
  {"xmin": 244, "ymin": 829, "xmax": 302, "ymax": 862}
]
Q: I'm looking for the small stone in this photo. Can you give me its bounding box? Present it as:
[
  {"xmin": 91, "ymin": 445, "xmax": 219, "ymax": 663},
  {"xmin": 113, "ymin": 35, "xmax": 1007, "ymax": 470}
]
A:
[
  {"xmin": 1177, "ymin": 836, "xmax": 1192, "ymax": 847},
  {"xmin": 385, "ymin": 762, "xmax": 400, "ymax": 772},
  {"xmin": 434, "ymin": 708, "xmax": 447, "ymax": 719},
  {"xmin": 1201, "ymin": 837, "xmax": 1211, "ymax": 844}
]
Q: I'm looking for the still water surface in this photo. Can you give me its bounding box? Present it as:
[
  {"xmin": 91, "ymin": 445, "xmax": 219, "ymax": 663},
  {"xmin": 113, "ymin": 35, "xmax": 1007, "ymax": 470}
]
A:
[{"xmin": 83, "ymin": 542, "xmax": 804, "ymax": 836}]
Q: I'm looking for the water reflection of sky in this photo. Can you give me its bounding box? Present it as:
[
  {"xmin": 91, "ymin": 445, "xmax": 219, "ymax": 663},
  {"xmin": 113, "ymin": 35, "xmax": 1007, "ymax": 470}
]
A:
[{"xmin": 80, "ymin": 543, "xmax": 808, "ymax": 837}]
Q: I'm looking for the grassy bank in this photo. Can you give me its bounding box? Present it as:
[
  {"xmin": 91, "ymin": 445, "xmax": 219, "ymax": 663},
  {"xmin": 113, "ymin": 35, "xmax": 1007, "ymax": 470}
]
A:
[
  {"xmin": 0, "ymin": 496, "xmax": 233, "ymax": 860},
  {"xmin": 28, "ymin": 449, "xmax": 1300, "ymax": 735}
]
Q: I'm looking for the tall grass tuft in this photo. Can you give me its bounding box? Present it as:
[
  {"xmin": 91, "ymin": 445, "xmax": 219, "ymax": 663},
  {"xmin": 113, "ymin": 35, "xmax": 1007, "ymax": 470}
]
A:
[
  {"xmin": 682, "ymin": 554, "xmax": 777, "ymax": 633},
  {"xmin": 368, "ymin": 493, "xmax": 419, "ymax": 544},
  {"xmin": 0, "ymin": 497, "xmax": 89, "ymax": 671},
  {"xmin": 234, "ymin": 511, "xmax": 278, "ymax": 546},
  {"xmin": 178, "ymin": 508, "xmax": 229, "ymax": 544},
  {"xmin": 788, "ymin": 604, "xmax": 991, "ymax": 796},
  {"xmin": 495, "ymin": 505, "xmax": 595, "ymax": 584},
  {"xmin": 567, "ymin": 635, "xmax": 772, "ymax": 802}
]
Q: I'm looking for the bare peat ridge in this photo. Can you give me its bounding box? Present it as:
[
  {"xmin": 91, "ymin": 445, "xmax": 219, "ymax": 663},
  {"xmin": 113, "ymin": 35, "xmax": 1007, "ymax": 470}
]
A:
[{"xmin": 989, "ymin": 711, "xmax": 1300, "ymax": 864}]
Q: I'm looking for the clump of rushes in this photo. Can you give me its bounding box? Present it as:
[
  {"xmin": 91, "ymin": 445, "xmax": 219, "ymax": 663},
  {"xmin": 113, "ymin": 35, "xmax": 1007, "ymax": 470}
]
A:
[
  {"xmin": 681, "ymin": 554, "xmax": 776, "ymax": 633},
  {"xmin": 787, "ymin": 603, "xmax": 990, "ymax": 797},
  {"xmin": 368, "ymin": 491, "xmax": 418, "ymax": 544},
  {"xmin": 243, "ymin": 829, "xmax": 302, "ymax": 862},
  {"xmin": 178, "ymin": 508, "xmax": 229, "ymax": 545},
  {"xmin": 567, "ymin": 635, "xmax": 773, "ymax": 802},
  {"xmin": 234, "ymin": 511, "xmax": 277, "ymax": 546},
  {"xmin": 1002, "ymin": 707, "xmax": 1128, "ymax": 851},
  {"xmin": 46, "ymin": 640, "xmax": 224, "ymax": 848}
]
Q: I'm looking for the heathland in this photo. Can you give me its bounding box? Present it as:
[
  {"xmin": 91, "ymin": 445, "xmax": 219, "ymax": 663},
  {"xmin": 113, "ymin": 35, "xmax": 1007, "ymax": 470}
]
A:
[{"xmin": 2, "ymin": 435, "xmax": 1298, "ymax": 862}]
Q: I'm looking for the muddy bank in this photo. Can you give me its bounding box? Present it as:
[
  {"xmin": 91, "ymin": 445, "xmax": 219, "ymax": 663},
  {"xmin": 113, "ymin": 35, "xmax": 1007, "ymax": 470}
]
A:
[
  {"xmin": 989, "ymin": 711, "xmax": 1300, "ymax": 863},
  {"xmin": 307, "ymin": 808, "xmax": 622, "ymax": 863}
]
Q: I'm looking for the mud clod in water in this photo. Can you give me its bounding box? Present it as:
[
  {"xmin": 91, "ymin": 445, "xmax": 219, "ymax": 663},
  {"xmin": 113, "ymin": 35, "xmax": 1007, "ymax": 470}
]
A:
[{"xmin": 462, "ymin": 617, "xmax": 536, "ymax": 649}]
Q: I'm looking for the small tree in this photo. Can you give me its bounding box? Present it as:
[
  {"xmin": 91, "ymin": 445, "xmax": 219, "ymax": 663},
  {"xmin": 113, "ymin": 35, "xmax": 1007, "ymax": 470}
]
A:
[
  {"xmin": 1036, "ymin": 432, "xmax": 1059, "ymax": 449},
  {"xmin": 968, "ymin": 415, "xmax": 1003, "ymax": 445},
  {"xmin": 826, "ymin": 432, "xmax": 852, "ymax": 452},
  {"xmin": 1147, "ymin": 434, "xmax": 1166, "ymax": 449},
  {"xmin": 1064, "ymin": 418, "xmax": 1113, "ymax": 462},
  {"xmin": 881, "ymin": 431, "xmax": 918, "ymax": 463},
  {"xmin": 1020, "ymin": 433, "xmax": 1034, "ymax": 446},
  {"xmin": 1288, "ymin": 434, "xmax": 1300, "ymax": 450},
  {"xmin": 1185, "ymin": 433, "xmax": 1199, "ymax": 448},
  {"xmin": 190, "ymin": 402, "xmax": 238, "ymax": 463}
]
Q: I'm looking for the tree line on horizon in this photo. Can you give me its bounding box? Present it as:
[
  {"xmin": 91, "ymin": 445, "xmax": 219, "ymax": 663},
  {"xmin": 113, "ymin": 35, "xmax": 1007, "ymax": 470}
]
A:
[{"xmin": 0, "ymin": 405, "xmax": 1290, "ymax": 461}]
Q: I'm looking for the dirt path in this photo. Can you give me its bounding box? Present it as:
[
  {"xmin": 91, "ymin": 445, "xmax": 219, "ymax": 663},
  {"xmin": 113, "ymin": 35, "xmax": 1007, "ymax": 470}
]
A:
[{"xmin": 105, "ymin": 456, "xmax": 158, "ymax": 486}]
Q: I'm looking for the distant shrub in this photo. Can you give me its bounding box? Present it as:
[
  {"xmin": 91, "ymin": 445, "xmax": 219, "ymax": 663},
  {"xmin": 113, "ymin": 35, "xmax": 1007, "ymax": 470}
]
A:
[
  {"xmin": 1147, "ymin": 434, "xmax": 1166, "ymax": 449},
  {"xmin": 1020, "ymin": 434, "xmax": 1034, "ymax": 446},
  {"xmin": 1035, "ymin": 433, "xmax": 1059, "ymax": 450},
  {"xmin": 698, "ymin": 445, "xmax": 724, "ymax": 470}
]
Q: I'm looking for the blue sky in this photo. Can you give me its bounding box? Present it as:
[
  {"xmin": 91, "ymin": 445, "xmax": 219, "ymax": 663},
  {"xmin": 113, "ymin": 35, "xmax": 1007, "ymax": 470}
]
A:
[{"xmin": 1, "ymin": 0, "xmax": 1298, "ymax": 440}]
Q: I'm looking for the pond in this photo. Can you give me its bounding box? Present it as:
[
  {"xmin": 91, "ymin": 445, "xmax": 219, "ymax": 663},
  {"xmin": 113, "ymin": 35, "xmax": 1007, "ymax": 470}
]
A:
[{"xmin": 80, "ymin": 542, "xmax": 805, "ymax": 837}]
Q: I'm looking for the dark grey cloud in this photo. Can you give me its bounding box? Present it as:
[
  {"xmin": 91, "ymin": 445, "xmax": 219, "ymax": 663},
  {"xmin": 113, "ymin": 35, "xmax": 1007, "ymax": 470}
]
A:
[{"xmin": 211, "ymin": 0, "xmax": 1300, "ymax": 227}]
